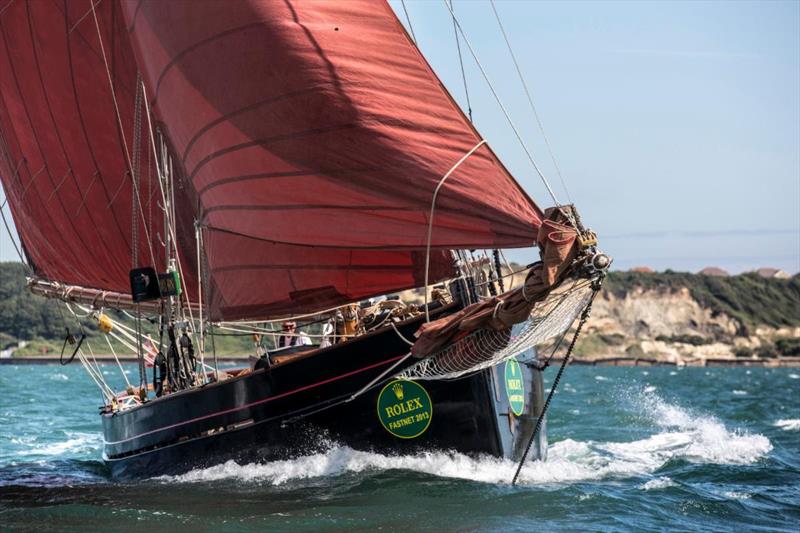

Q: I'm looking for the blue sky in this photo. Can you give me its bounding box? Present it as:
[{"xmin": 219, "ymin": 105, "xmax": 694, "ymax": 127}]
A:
[
  {"xmin": 388, "ymin": 0, "xmax": 799, "ymax": 273},
  {"xmin": 2, "ymin": 0, "xmax": 798, "ymax": 274}
]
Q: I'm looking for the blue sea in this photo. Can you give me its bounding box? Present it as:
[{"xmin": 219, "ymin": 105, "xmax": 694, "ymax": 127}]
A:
[{"xmin": 0, "ymin": 363, "xmax": 798, "ymax": 531}]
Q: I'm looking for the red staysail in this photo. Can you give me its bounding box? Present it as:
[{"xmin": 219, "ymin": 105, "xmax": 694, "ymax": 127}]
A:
[{"xmin": 1, "ymin": 1, "xmax": 545, "ymax": 320}]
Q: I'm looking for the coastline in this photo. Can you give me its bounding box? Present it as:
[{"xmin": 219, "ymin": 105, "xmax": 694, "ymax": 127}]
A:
[
  {"xmin": 559, "ymin": 356, "xmax": 800, "ymax": 367},
  {"xmin": 3, "ymin": 354, "xmax": 800, "ymax": 367}
]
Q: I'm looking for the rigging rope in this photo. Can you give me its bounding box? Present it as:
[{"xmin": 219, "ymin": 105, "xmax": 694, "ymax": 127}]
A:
[
  {"xmin": 140, "ymin": 83, "xmax": 197, "ymax": 329},
  {"xmin": 89, "ymin": 1, "xmax": 157, "ymax": 270},
  {"xmin": 489, "ymin": 0, "xmax": 572, "ymax": 204},
  {"xmin": 424, "ymin": 139, "xmax": 487, "ymax": 323},
  {"xmin": 440, "ymin": 0, "xmax": 561, "ymax": 207},
  {"xmin": 104, "ymin": 334, "xmax": 133, "ymax": 389},
  {"xmin": 391, "ymin": 321, "xmax": 416, "ymax": 346},
  {"xmin": 448, "ymin": 0, "xmax": 473, "ymax": 121},
  {"xmin": 511, "ymin": 281, "xmax": 601, "ymax": 485},
  {"xmin": 195, "ymin": 223, "xmax": 207, "ymax": 384},
  {"xmin": 0, "ymin": 199, "xmax": 26, "ymax": 265},
  {"xmin": 400, "ymin": 0, "xmax": 418, "ymax": 45}
]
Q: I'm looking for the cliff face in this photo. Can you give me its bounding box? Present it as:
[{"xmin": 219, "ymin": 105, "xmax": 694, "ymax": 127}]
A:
[
  {"xmin": 592, "ymin": 286, "xmax": 740, "ymax": 340},
  {"xmin": 580, "ymin": 272, "xmax": 800, "ymax": 362}
]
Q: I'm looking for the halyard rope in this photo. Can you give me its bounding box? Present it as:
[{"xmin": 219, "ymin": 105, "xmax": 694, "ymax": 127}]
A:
[
  {"xmin": 400, "ymin": 0, "xmax": 418, "ymax": 45},
  {"xmin": 449, "ymin": 0, "xmax": 473, "ymax": 122},
  {"xmin": 89, "ymin": 0, "xmax": 157, "ymax": 270}
]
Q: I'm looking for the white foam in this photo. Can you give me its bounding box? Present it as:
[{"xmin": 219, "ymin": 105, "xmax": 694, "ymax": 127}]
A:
[
  {"xmin": 774, "ymin": 419, "xmax": 800, "ymax": 431},
  {"xmin": 595, "ymin": 375, "xmax": 609, "ymax": 381},
  {"xmin": 789, "ymin": 373, "xmax": 799, "ymax": 379},
  {"xmin": 49, "ymin": 373, "xmax": 69, "ymax": 381},
  {"xmin": 160, "ymin": 390, "xmax": 772, "ymax": 487},
  {"xmin": 18, "ymin": 432, "xmax": 101, "ymax": 457},
  {"xmin": 732, "ymin": 390, "xmax": 747, "ymax": 395},
  {"xmin": 721, "ymin": 490, "xmax": 751, "ymax": 500},
  {"xmin": 163, "ymin": 440, "xmax": 659, "ymax": 487},
  {"xmin": 639, "ymin": 476, "xmax": 676, "ymax": 490},
  {"xmin": 643, "ymin": 385, "xmax": 657, "ymax": 393},
  {"xmin": 633, "ymin": 389, "xmax": 772, "ymax": 465}
]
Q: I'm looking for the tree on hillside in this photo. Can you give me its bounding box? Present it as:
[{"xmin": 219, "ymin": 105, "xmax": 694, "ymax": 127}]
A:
[{"xmin": 0, "ymin": 262, "xmax": 69, "ymax": 341}]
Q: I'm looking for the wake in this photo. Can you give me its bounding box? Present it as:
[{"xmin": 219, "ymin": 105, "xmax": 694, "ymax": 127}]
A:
[{"xmin": 162, "ymin": 389, "xmax": 772, "ymax": 487}]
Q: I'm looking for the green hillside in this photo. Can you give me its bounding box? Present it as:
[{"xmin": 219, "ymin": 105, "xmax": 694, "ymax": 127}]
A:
[
  {"xmin": 604, "ymin": 270, "xmax": 800, "ymax": 332},
  {"xmin": 2, "ymin": 262, "xmax": 798, "ymax": 357},
  {"xmin": 0, "ymin": 262, "xmax": 254, "ymax": 356}
]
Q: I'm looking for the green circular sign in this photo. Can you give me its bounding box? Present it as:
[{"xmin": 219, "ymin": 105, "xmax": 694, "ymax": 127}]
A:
[
  {"xmin": 377, "ymin": 379, "xmax": 433, "ymax": 439},
  {"xmin": 504, "ymin": 358, "xmax": 525, "ymax": 416}
]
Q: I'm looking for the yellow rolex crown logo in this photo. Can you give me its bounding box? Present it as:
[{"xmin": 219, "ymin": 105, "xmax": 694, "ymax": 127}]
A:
[{"xmin": 392, "ymin": 382, "xmax": 404, "ymax": 400}]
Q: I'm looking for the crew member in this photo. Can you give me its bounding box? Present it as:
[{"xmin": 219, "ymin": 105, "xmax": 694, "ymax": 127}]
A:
[{"xmin": 277, "ymin": 321, "xmax": 311, "ymax": 348}]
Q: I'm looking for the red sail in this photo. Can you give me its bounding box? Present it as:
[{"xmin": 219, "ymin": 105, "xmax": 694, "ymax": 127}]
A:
[
  {"xmin": 123, "ymin": 0, "xmax": 544, "ymax": 319},
  {"xmin": 0, "ymin": 0, "xmax": 172, "ymax": 292},
  {"xmin": 205, "ymin": 231, "xmax": 455, "ymax": 320},
  {"xmin": 2, "ymin": 1, "xmax": 546, "ymax": 321}
]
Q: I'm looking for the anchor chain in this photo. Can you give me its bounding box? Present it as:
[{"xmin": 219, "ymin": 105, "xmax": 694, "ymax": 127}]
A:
[{"xmin": 511, "ymin": 278, "xmax": 602, "ymax": 485}]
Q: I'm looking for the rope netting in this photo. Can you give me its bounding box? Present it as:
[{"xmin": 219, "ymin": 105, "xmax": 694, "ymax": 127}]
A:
[{"xmin": 398, "ymin": 277, "xmax": 595, "ymax": 381}]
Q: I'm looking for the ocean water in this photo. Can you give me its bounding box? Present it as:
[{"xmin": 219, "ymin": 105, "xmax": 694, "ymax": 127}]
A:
[{"xmin": 0, "ymin": 364, "xmax": 798, "ymax": 532}]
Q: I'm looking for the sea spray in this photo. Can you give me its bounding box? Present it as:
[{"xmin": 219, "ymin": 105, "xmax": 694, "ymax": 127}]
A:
[
  {"xmin": 774, "ymin": 419, "xmax": 800, "ymax": 431},
  {"xmin": 1, "ymin": 365, "xmax": 796, "ymax": 531},
  {"xmin": 162, "ymin": 389, "xmax": 772, "ymax": 487},
  {"xmin": 624, "ymin": 386, "xmax": 772, "ymax": 465}
]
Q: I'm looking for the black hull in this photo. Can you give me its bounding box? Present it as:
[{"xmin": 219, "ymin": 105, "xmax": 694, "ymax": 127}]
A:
[{"xmin": 103, "ymin": 312, "xmax": 547, "ymax": 479}]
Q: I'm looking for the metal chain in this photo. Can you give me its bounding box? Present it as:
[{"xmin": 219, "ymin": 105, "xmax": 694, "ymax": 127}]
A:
[
  {"xmin": 493, "ymin": 249, "xmax": 505, "ymax": 292},
  {"xmin": 131, "ymin": 75, "xmax": 143, "ymax": 269},
  {"xmin": 511, "ymin": 281, "xmax": 601, "ymax": 485},
  {"xmin": 131, "ymin": 77, "xmax": 146, "ymax": 391}
]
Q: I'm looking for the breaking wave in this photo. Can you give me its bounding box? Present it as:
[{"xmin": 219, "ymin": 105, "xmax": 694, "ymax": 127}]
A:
[
  {"xmin": 774, "ymin": 419, "xmax": 800, "ymax": 431},
  {"xmin": 15, "ymin": 432, "xmax": 101, "ymax": 458},
  {"xmin": 639, "ymin": 476, "xmax": 677, "ymax": 490},
  {"xmin": 162, "ymin": 390, "xmax": 771, "ymax": 487}
]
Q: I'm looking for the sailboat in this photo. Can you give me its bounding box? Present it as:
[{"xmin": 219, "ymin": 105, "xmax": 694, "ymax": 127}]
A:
[{"xmin": 0, "ymin": 0, "xmax": 608, "ymax": 479}]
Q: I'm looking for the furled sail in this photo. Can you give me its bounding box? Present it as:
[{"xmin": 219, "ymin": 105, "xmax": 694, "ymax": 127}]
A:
[
  {"xmin": 0, "ymin": 0, "xmax": 187, "ymax": 293},
  {"xmin": 123, "ymin": 0, "xmax": 545, "ymax": 319}
]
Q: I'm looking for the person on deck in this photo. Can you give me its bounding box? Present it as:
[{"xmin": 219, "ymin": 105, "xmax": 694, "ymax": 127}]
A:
[{"xmin": 277, "ymin": 321, "xmax": 311, "ymax": 348}]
